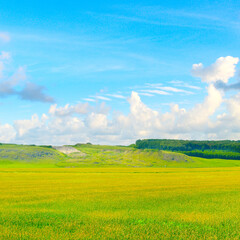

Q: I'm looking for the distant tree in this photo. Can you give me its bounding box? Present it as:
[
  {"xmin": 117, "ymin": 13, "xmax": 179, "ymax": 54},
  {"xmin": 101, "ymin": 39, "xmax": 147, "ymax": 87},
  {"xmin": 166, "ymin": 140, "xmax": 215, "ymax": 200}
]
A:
[
  {"xmin": 135, "ymin": 139, "xmax": 240, "ymax": 160},
  {"xmin": 129, "ymin": 144, "xmax": 137, "ymax": 148}
]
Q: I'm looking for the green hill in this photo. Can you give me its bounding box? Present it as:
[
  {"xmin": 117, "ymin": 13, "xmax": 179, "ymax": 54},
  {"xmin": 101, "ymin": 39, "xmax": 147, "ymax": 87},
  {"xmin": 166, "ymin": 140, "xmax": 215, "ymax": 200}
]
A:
[
  {"xmin": 58, "ymin": 144, "xmax": 240, "ymax": 168},
  {"xmin": 1, "ymin": 143, "xmax": 240, "ymax": 168},
  {"xmin": 0, "ymin": 144, "xmax": 66, "ymax": 167}
]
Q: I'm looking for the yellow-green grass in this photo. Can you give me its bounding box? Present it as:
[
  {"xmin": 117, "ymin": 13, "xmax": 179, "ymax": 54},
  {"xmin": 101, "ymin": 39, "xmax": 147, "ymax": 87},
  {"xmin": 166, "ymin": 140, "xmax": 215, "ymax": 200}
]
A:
[
  {"xmin": 2, "ymin": 144, "xmax": 240, "ymax": 168},
  {"xmin": 62, "ymin": 144, "xmax": 240, "ymax": 168},
  {"xmin": 1, "ymin": 167, "xmax": 240, "ymax": 239},
  {"xmin": 0, "ymin": 144, "xmax": 66, "ymax": 168}
]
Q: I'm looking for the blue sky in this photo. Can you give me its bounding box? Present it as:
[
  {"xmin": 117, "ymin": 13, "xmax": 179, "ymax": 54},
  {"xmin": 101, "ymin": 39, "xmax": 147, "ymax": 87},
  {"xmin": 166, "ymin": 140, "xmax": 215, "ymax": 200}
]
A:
[{"xmin": 1, "ymin": 0, "xmax": 240, "ymax": 144}]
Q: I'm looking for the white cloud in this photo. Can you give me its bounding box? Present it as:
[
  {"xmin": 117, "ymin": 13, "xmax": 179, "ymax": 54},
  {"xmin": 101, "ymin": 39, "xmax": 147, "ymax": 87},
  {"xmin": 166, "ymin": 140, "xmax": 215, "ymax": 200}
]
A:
[
  {"xmin": 138, "ymin": 92, "xmax": 154, "ymax": 97},
  {"xmin": 140, "ymin": 89, "xmax": 170, "ymax": 95},
  {"xmin": 1, "ymin": 56, "xmax": 240, "ymax": 145},
  {"xmin": 176, "ymin": 84, "xmax": 222, "ymax": 130},
  {"xmin": 86, "ymin": 113, "xmax": 108, "ymax": 131},
  {"xmin": 95, "ymin": 96, "xmax": 111, "ymax": 101},
  {"xmin": 192, "ymin": 56, "xmax": 239, "ymax": 83},
  {"xmin": 155, "ymin": 86, "xmax": 193, "ymax": 94},
  {"xmin": 145, "ymin": 83, "xmax": 163, "ymax": 87},
  {"xmin": 3, "ymin": 87, "xmax": 238, "ymax": 145},
  {"xmin": 49, "ymin": 102, "xmax": 90, "ymax": 116},
  {"xmin": 105, "ymin": 94, "xmax": 125, "ymax": 99},
  {"xmin": 183, "ymin": 83, "xmax": 202, "ymax": 90},
  {"xmin": 170, "ymin": 81, "xmax": 202, "ymax": 90},
  {"xmin": 83, "ymin": 98, "xmax": 95, "ymax": 102},
  {"xmin": 14, "ymin": 114, "xmax": 47, "ymax": 137},
  {"xmin": 0, "ymin": 123, "xmax": 16, "ymax": 142}
]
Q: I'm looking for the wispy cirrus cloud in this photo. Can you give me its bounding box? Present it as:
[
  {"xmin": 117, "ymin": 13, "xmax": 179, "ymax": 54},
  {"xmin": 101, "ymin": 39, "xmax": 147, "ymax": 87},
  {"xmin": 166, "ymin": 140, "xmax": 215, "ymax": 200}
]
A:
[
  {"xmin": 169, "ymin": 80, "xmax": 202, "ymax": 90},
  {"xmin": 83, "ymin": 98, "xmax": 96, "ymax": 102},
  {"xmin": 130, "ymin": 82, "xmax": 196, "ymax": 98},
  {"xmin": 95, "ymin": 96, "xmax": 111, "ymax": 101},
  {"xmin": 155, "ymin": 86, "xmax": 193, "ymax": 94},
  {"xmin": 95, "ymin": 13, "xmax": 218, "ymax": 30},
  {"xmin": 91, "ymin": 5, "xmax": 237, "ymax": 32},
  {"xmin": 140, "ymin": 89, "xmax": 170, "ymax": 95},
  {"xmin": 105, "ymin": 93, "xmax": 125, "ymax": 99},
  {"xmin": 100, "ymin": 4, "xmax": 240, "ymax": 31},
  {"xmin": 183, "ymin": 83, "xmax": 202, "ymax": 90},
  {"xmin": 138, "ymin": 92, "xmax": 154, "ymax": 97}
]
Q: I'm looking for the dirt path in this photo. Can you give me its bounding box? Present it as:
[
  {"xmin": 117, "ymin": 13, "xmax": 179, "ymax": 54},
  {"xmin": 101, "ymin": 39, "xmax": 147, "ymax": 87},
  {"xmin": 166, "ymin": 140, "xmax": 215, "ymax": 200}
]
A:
[{"xmin": 53, "ymin": 146, "xmax": 81, "ymax": 154}]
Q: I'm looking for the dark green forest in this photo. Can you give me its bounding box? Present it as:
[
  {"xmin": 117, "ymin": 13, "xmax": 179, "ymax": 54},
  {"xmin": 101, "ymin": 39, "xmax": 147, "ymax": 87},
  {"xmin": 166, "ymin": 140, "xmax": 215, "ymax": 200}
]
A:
[{"xmin": 135, "ymin": 139, "xmax": 240, "ymax": 160}]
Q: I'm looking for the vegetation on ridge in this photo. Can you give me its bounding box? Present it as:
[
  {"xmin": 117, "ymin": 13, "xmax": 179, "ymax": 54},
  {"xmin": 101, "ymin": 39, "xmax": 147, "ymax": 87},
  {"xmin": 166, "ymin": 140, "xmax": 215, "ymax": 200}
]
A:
[
  {"xmin": 136, "ymin": 139, "xmax": 240, "ymax": 160},
  {"xmin": 1, "ymin": 142, "xmax": 240, "ymax": 168}
]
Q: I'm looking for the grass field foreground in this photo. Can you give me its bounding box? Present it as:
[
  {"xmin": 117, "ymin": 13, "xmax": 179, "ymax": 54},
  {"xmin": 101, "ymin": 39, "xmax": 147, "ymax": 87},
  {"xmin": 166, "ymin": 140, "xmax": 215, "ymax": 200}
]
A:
[{"xmin": 0, "ymin": 167, "xmax": 240, "ymax": 239}]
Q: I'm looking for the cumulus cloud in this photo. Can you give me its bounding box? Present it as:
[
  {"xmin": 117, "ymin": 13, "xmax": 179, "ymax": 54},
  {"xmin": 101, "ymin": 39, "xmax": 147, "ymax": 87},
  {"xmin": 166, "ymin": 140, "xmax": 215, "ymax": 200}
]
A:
[
  {"xmin": 0, "ymin": 123, "xmax": 16, "ymax": 142},
  {"xmin": 49, "ymin": 101, "xmax": 109, "ymax": 118},
  {"xmin": 192, "ymin": 56, "xmax": 239, "ymax": 83},
  {"xmin": 6, "ymin": 87, "xmax": 225, "ymax": 145},
  {"xmin": 175, "ymin": 84, "xmax": 222, "ymax": 130},
  {"xmin": 1, "ymin": 86, "xmax": 238, "ymax": 145},
  {"xmin": 49, "ymin": 102, "xmax": 90, "ymax": 116},
  {"xmin": 86, "ymin": 113, "xmax": 108, "ymax": 131},
  {"xmin": 14, "ymin": 114, "xmax": 48, "ymax": 137},
  {"xmin": 2, "ymin": 56, "xmax": 240, "ymax": 145}
]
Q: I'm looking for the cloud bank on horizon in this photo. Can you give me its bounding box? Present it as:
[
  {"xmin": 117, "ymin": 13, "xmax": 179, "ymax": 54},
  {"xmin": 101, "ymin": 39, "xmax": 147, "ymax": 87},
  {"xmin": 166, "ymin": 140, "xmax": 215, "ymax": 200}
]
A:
[{"xmin": 1, "ymin": 55, "xmax": 240, "ymax": 145}]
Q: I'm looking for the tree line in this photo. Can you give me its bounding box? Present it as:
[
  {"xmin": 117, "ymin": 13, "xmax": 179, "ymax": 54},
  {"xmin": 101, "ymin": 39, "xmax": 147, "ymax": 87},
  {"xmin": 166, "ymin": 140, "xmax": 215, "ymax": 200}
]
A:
[{"xmin": 135, "ymin": 139, "xmax": 240, "ymax": 160}]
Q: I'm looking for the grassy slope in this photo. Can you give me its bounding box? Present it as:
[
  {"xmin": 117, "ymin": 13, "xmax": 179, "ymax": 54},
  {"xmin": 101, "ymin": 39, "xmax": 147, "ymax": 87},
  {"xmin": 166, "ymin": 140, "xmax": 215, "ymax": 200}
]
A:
[
  {"xmin": 58, "ymin": 144, "xmax": 240, "ymax": 168},
  {"xmin": 1, "ymin": 167, "xmax": 240, "ymax": 239},
  {"xmin": 1, "ymin": 143, "xmax": 240, "ymax": 168},
  {"xmin": 0, "ymin": 144, "xmax": 66, "ymax": 168}
]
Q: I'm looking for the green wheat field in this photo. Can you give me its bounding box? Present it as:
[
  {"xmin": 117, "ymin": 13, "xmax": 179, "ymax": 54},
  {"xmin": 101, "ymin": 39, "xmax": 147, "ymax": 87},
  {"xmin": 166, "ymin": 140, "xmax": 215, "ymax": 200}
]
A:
[{"xmin": 1, "ymin": 144, "xmax": 240, "ymax": 239}]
